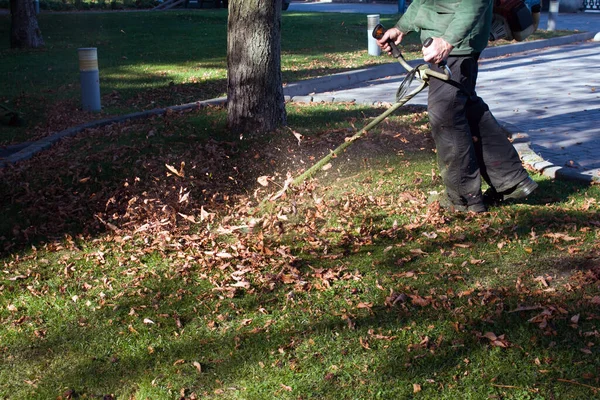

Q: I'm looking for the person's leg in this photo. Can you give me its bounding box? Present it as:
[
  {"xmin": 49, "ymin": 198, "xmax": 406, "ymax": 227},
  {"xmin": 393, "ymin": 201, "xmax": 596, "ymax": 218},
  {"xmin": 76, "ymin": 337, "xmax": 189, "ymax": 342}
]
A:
[
  {"xmin": 463, "ymin": 58, "xmax": 530, "ymax": 193},
  {"xmin": 427, "ymin": 57, "xmax": 483, "ymax": 209}
]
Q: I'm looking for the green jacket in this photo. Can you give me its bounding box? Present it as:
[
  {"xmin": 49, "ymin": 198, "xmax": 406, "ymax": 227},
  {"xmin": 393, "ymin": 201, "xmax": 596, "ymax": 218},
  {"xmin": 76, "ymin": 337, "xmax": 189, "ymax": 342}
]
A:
[{"xmin": 395, "ymin": 0, "xmax": 492, "ymax": 55}]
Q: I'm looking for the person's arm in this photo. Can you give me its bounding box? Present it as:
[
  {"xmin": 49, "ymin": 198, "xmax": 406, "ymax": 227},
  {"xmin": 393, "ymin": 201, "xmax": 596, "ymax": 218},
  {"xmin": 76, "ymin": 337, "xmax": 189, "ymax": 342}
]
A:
[
  {"xmin": 394, "ymin": 0, "xmax": 422, "ymax": 35},
  {"xmin": 377, "ymin": 0, "xmax": 423, "ymax": 55},
  {"xmin": 441, "ymin": 0, "xmax": 490, "ymax": 48}
]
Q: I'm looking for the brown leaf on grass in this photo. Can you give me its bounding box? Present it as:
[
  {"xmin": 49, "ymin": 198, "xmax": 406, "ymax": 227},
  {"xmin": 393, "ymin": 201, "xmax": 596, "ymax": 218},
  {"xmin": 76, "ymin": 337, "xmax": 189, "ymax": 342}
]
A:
[
  {"xmin": 229, "ymin": 280, "xmax": 250, "ymax": 289},
  {"xmin": 394, "ymin": 271, "xmax": 417, "ymax": 279},
  {"xmin": 453, "ymin": 243, "xmax": 471, "ymax": 249},
  {"xmin": 257, "ymin": 176, "xmax": 270, "ymax": 187},
  {"xmin": 543, "ymin": 232, "xmax": 578, "ymax": 242},
  {"xmin": 534, "ymin": 276, "xmax": 549, "ymax": 287},
  {"xmin": 385, "ymin": 291, "xmax": 408, "ymax": 307},
  {"xmin": 571, "ymin": 314, "xmax": 580, "ymax": 324},
  {"xmin": 410, "ymin": 248, "xmax": 428, "ymax": 255},
  {"xmin": 280, "ymin": 384, "xmax": 292, "ymax": 392},
  {"xmin": 368, "ymin": 329, "xmax": 397, "ymax": 341},
  {"xmin": 193, "ymin": 361, "xmax": 202, "ymax": 373},
  {"xmin": 359, "ymin": 337, "xmax": 370, "ymax": 350},
  {"xmin": 508, "ymin": 305, "xmax": 543, "ymax": 313},
  {"xmin": 409, "ymin": 294, "xmax": 431, "ymax": 307},
  {"xmin": 165, "ymin": 163, "xmax": 185, "ymax": 178},
  {"xmin": 7, "ymin": 274, "xmax": 27, "ymax": 281},
  {"xmin": 481, "ymin": 332, "xmax": 510, "ymax": 348},
  {"xmin": 356, "ymin": 302, "xmax": 373, "ymax": 311},
  {"xmin": 413, "ymin": 383, "xmax": 422, "ymax": 393},
  {"xmin": 178, "ymin": 213, "xmax": 196, "ymax": 223}
]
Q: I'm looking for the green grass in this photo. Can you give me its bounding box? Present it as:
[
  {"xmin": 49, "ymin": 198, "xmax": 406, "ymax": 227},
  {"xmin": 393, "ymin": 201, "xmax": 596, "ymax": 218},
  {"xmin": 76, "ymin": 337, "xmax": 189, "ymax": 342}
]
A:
[
  {"xmin": 1, "ymin": 103, "xmax": 599, "ymax": 399},
  {"xmin": 0, "ymin": 10, "xmax": 574, "ymax": 145}
]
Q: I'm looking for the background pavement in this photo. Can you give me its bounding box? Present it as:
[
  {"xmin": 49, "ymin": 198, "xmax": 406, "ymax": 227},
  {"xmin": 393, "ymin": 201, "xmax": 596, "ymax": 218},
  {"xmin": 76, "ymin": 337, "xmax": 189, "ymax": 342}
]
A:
[{"xmin": 288, "ymin": 2, "xmax": 600, "ymax": 32}]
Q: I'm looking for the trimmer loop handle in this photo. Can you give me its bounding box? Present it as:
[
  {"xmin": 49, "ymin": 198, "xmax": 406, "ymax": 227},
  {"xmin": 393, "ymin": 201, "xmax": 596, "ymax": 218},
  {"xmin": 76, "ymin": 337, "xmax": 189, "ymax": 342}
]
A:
[{"xmin": 371, "ymin": 24, "xmax": 451, "ymax": 80}]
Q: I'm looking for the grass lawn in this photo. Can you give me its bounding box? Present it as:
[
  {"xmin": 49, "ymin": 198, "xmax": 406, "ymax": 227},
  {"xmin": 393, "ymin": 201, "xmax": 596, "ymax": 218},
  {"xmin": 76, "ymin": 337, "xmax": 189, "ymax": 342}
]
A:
[
  {"xmin": 0, "ymin": 10, "xmax": 573, "ymax": 145},
  {"xmin": 1, "ymin": 101, "xmax": 599, "ymax": 399}
]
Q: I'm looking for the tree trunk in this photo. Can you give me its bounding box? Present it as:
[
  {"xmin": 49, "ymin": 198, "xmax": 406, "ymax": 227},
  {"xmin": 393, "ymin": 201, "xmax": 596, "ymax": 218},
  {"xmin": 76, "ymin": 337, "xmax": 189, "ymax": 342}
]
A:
[
  {"xmin": 227, "ymin": 0, "xmax": 286, "ymax": 134},
  {"xmin": 10, "ymin": 0, "xmax": 44, "ymax": 49}
]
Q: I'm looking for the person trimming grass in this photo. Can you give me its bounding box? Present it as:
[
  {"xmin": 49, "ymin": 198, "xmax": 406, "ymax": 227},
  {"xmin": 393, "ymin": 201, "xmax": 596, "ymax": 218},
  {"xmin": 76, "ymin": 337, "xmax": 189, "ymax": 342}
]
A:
[{"xmin": 377, "ymin": 0, "xmax": 539, "ymax": 213}]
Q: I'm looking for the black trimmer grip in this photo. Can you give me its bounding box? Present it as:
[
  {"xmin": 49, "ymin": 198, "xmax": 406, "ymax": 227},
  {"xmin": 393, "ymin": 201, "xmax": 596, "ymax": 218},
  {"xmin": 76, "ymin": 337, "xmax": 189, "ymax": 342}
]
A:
[{"xmin": 372, "ymin": 23, "xmax": 402, "ymax": 59}]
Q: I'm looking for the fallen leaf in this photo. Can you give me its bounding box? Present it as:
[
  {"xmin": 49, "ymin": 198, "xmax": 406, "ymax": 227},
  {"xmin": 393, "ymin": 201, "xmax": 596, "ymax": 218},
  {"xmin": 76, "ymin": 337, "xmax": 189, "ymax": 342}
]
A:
[
  {"xmin": 193, "ymin": 361, "xmax": 202, "ymax": 373},
  {"xmin": 257, "ymin": 176, "xmax": 270, "ymax": 187},
  {"xmin": 280, "ymin": 383, "xmax": 292, "ymax": 392},
  {"xmin": 290, "ymin": 129, "xmax": 303, "ymax": 145},
  {"xmin": 165, "ymin": 163, "xmax": 184, "ymax": 178},
  {"xmin": 534, "ymin": 276, "xmax": 549, "ymax": 287},
  {"xmin": 356, "ymin": 302, "xmax": 373, "ymax": 310}
]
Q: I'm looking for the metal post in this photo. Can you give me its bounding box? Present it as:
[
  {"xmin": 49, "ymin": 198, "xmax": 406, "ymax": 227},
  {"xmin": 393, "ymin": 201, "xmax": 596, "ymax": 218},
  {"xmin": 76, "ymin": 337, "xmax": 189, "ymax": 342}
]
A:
[
  {"xmin": 367, "ymin": 14, "xmax": 381, "ymax": 56},
  {"xmin": 78, "ymin": 48, "xmax": 101, "ymax": 112},
  {"xmin": 33, "ymin": 0, "xmax": 39, "ymax": 14},
  {"xmin": 547, "ymin": 0, "xmax": 559, "ymax": 31},
  {"xmin": 398, "ymin": 0, "xmax": 406, "ymax": 13}
]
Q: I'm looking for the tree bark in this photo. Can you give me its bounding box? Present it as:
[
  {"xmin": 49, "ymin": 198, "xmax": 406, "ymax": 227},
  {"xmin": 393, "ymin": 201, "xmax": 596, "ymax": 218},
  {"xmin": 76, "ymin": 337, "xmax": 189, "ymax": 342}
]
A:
[
  {"xmin": 10, "ymin": 0, "xmax": 44, "ymax": 49},
  {"xmin": 227, "ymin": 0, "xmax": 286, "ymax": 134}
]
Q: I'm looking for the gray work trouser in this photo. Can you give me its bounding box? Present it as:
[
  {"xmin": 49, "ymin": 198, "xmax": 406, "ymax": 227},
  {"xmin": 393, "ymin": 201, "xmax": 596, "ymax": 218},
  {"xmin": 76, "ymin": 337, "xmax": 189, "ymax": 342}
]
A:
[{"xmin": 427, "ymin": 55, "xmax": 528, "ymax": 207}]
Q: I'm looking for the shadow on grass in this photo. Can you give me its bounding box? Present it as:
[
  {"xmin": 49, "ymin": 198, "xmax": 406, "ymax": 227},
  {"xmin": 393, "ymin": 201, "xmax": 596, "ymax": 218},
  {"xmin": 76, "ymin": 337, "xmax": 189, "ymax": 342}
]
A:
[
  {"xmin": 0, "ymin": 105, "xmax": 411, "ymax": 256},
  {"xmin": 1, "ymin": 104, "xmax": 599, "ymax": 397},
  {"xmin": 4, "ymin": 245, "xmax": 598, "ymax": 398},
  {"xmin": 0, "ymin": 104, "xmax": 591, "ymax": 258}
]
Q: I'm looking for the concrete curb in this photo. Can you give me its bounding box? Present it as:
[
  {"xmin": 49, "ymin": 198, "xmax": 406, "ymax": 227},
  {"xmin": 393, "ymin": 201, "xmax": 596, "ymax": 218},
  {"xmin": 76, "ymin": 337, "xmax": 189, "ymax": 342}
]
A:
[
  {"xmin": 2, "ymin": 32, "xmax": 597, "ymax": 184},
  {"xmin": 0, "ymin": 97, "xmax": 226, "ymax": 169},
  {"xmin": 502, "ymin": 122, "xmax": 600, "ymax": 184}
]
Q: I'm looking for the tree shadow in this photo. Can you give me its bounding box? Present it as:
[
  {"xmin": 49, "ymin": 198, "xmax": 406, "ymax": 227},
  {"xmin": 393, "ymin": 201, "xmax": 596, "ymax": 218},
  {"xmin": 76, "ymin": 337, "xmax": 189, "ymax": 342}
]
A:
[
  {"xmin": 4, "ymin": 237, "xmax": 598, "ymax": 397},
  {"xmin": 1, "ymin": 101, "xmax": 599, "ymax": 397}
]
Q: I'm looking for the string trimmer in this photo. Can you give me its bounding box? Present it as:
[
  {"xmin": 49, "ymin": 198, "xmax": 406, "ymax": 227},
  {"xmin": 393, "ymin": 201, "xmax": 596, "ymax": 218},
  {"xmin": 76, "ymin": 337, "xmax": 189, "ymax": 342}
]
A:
[{"xmin": 288, "ymin": 24, "xmax": 451, "ymax": 189}]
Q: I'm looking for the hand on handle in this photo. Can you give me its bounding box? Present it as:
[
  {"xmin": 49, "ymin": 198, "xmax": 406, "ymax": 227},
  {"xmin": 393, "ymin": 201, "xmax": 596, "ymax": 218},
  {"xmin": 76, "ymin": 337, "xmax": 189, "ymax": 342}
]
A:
[
  {"xmin": 423, "ymin": 37, "xmax": 452, "ymax": 77},
  {"xmin": 372, "ymin": 24, "xmax": 404, "ymax": 59},
  {"xmin": 422, "ymin": 37, "xmax": 452, "ymax": 66}
]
